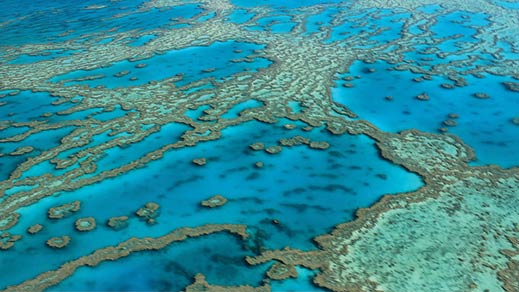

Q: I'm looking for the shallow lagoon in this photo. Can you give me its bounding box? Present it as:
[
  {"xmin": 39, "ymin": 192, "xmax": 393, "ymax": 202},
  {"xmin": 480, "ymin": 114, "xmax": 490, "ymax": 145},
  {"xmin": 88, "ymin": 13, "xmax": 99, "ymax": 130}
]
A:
[
  {"xmin": 0, "ymin": 0, "xmax": 201, "ymax": 45},
  {"xmin": 1, "ymin": 120, "xmax": 422, "ymax": 289},
  {"xmin": 332, "ymin": 60, "xmax": 519, "ymax": 167},
  {"xmin": 52, "ymin": 41, "xmax": 272, "ymax": 88}
]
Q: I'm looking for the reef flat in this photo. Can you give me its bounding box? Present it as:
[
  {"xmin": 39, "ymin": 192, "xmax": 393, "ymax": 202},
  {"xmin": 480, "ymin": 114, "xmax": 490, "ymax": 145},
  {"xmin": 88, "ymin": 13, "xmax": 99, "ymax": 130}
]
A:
[
  {"xmin": 1, "ymin": 0, "xmax": 518, "ymax": 290},
  {"xmin": 248, "ymin": 130, "xmax": 519, "ymax": 291}
]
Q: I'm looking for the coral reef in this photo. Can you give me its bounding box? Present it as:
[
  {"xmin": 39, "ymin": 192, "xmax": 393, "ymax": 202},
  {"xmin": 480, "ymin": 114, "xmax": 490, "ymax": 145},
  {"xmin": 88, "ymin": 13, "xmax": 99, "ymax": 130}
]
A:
[
  {"xmin": 497, "ymin": 237, "xmax": 519, "ymax": 291},
  {"xmin": 0, "ymin": 232, "xmax": 22, "ymax": 250},
  {"xmin": 0, "ymin": 0, "xmax": 519, "ymax": 289},
  {"xmin": 442, "ymin": 119, "xmax": 458, "ymax": 127},
  {"xmin": 247, "ymin": 131, "xmax": 519, "ymax": 291},
  {"xmin": 185, "ymin": 274, "xmax": 270, "ymax": 292},
  {"xmin": 192, "ymin": 158, "xmax": 207, "ymax": 166},
  {"xmin": 279, "ymin": 136, "xmax": 330, "ymax": 150},
  {"xmin": 74, "ymin": 217, "xmax": 97, "ymax": 232},
  {"xmin": 48, "ymin": 201, "xmax": 81, "ymax": 219},
  {"xmin": 265, "ymin": 146, "xmax": 282, "ymax": 155},
  {"xmin": 6, "ymin": 224, "xmax": 248, "ymax": 291},
  {"xmin": 283, "ymin": 124, "xmax": 297, "ymax": 130},
  {"xmin": 308, "ymin": 141, "xmax": 330, "ymax": 150},
  {"xmin": 136, "ymin": 202, "xmax": 161, "ymax": 224},
  {"xmin": 107, "ymin": 216, "xmax": 129, "ymax": 230},
  {"xmin": 249, "ymin": 142, "xmax": 265, "ymax": 151},
  {"xmin": 503, "ymin": 82, "xmax": 519, "ymax": 92},
  {"xmin": 46, "ymin": 236, "xmax": 71, "ymax": 249},
  {"xmin": 27, "ymin": 224, "xmax": 43, "ymax": 235},
  {"xmin": 473, "ymin": 92, "xmax": 490, "ymax": 99},
  {"xmin": 415, "ymin": 92, "xmax": 430, "ymax": 101},
  {"xmin": 201, "ymin": 195, "xmax": 228, "ymax": 208},
  {"xmin": 10, "ymin": 146, "xmax": 34, "ymax": 156},
  {"xmin": 266, "ymin": 262, "xmax": 298, "ymax": 281},
  {"xmin": 0, "ymin": 213, "xmax": 20, "ymax": 231}
]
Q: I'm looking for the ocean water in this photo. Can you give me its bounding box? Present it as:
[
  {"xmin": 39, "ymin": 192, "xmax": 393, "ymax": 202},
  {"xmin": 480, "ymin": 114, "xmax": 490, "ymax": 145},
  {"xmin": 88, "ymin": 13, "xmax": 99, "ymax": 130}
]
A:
[
  {"xmin": 1, "ymin": 120, "xmax": 422, "ymax": 288},
  {"xmin": 332, "ymin": 60, "xmax": 519, "ymax": 167},
  {"xmin": 230, "ymin": 0, "xmax": 343, "ymax": 8},
  {"xmin": 7, "ymin": 49, "xmax": 84, "ymax": 65},
  {"xmin": 51, "ymin": 41, "xmax": 272, "ymax": 88},
  {"xmin": 246, "ymin": 15, "xmax": 297, "ymax": 33},
  {"xmin": 326, "ymin": 9, "xmax": 411, "ymax": 46},
  {"xmin": 0, "ymin": 0, "xmax": 202, "ymax": 45},
  {"xmin": 1, "ymin": 0, "xmax": 519, "ymax": 291}
]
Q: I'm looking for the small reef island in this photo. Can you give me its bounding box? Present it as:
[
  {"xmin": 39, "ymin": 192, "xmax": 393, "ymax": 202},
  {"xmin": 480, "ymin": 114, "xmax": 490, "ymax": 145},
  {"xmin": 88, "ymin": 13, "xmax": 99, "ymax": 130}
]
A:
[{"xmin": 1, "ymin": 0, "xmax": 519, "ymax": 291}]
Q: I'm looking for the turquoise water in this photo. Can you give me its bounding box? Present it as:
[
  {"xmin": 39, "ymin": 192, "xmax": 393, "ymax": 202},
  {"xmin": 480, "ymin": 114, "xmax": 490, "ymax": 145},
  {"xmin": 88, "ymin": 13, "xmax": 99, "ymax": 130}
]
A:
[
  {"xmin": 0, "ymin": 0, "xmax": 201, "ymax": 45},
  {"xmin": 2, "ymin": 0, "xmax": 519, "ymax": 290},
  {"xmin": 332, "ymin": 60, "xmax": 519, "ymax": 167},
  {"xmin": 55, "ymin": 233, "xmax": 269, "ymax": 291},
  {"xmin": 0, "ymin": 91, "xmax": 70, "ymax": 122},
  {"xmin": 7, "ymin": 49, "xmax": 84, "ymax": 64},
  {"xmin": 429, "ymin": 11, "xmax": 489, "ymax": 53},
  {"xmin": 227, "ymin": 9, "xmax": 256, "ymax": 24},
  {"xmin": 231, "ymin": 0, "xmax": 343, "ymax": 8},
  {"xmin": 127, "ymin": 34, "xmax": 159, "ymax": 47},
  {"xmin": 51, "ymin": 41, "xmax": 272, "ymax": 88},
  {"xmin": 305, "ymin": 7, "xmax": 339, "ymax": 35},
  {"xmin": 491, "ymin": 0, "xmax": 519, "ymax": 9},
  {"xmin": 0, "ymin": 126, "xmax": 76, "ymax": 181},
  {"xmin": 246, "ymin": 15, "xmax": 297, "ymax": 33},
  {"xmin": 1, "ymin": 120, "xmax": 422, "ymax": 288}
]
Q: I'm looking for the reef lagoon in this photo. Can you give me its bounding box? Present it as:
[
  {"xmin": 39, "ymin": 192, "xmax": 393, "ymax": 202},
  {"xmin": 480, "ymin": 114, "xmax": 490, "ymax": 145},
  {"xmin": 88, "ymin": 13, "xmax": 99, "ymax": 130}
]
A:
[{"xmin": 1, "ymin": 0, "xmax": 519, "ymax": 291}]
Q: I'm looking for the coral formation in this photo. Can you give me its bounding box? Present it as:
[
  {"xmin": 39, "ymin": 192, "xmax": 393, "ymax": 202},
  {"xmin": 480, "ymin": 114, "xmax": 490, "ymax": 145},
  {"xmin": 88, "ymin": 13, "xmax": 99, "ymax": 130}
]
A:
[
  {"xmin": 136, "ymin": 202, "xmax": 161, "ymax": 224},
  {"xmin": 0, "ymin": 0, "xmax": 519, "ymax": 289},
  {"xmin": 247, "ymin": 130, "xmax": 519, "ymax": 291},
  {"xmin": 442, "ymin": 119, "xmax": 458, "ymax": 127},
  {"xmin": 266, "ymin": 262, "xmax": 298, "ymax": 281},
  {"xmin": 0, "ymin": 213, "xmax": 21, "ymax": 231},
  {"xmin": 27, "ymin": 224, "xmax": 43, "ymax": 235},
  {"xmin": 192, "ymin": 158, "xmax": 207, "ymax": 166},
  {"xmin": 0, "ymin": 232, "xmax": 22, "ymax": 250},
  {"xmin": 308, "ymin": 141, "xmax": 330, "ymax": 150},
  {"xmin": 10, "ymin": 146, "xmax": 34, "ymax": 156},
  {"xmin": 473, "ymin": 92, "xmax": 490, "ymax": 99},
  {"xmin": 107, "ymin": 216, "xmax": 129, "ymax": 230},
  {"xmin": 201, "ymin": 195, "xmax": 228, "ymax": 208},
  {"xmin": 74, "ymin": 217, "xmax": 97, "ymax": 232},
  {"xmin": 185, "ymin": 273, "xmax": 270, "ymax": 292},
  {"xmin": 283, "ymin": 124, "xmax": 296, "ymax": 130},
  {"xmin": 48, "ymin": 201, "xmax": 81, "ymax": 219},
  {"xmin": 265, "ymin": 146, "xmax": 282, "ymax": 154},
  {"xmin": 503, "ymin": 82, "xmax": 519, "ymax": 92},
  {"xmin": 6, "ymin": 224, "xmax": 248, "ymax": 291},
  {"xmin": 415, "ymin": 92, "xmax": 430, "ymax": 101},
  {"xmin": 46, "ymin": 236, "xmax": 71, "ymax": 249},
  {"xmin": 441, "ymin": 83, "xmax": 455, "ymax": 89},
  {"xmin": 249, "ymin": 142, "xmax": 265, "ymax": 151}
]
